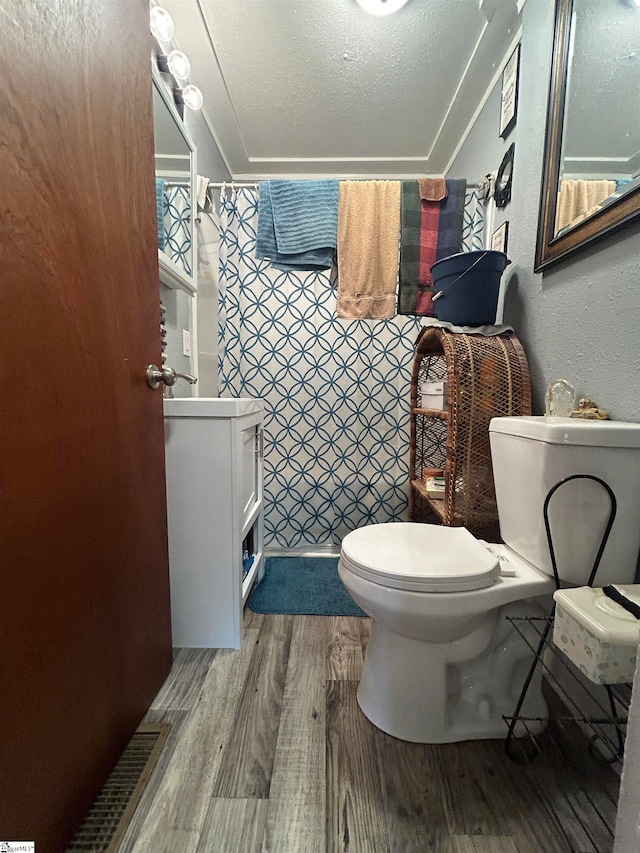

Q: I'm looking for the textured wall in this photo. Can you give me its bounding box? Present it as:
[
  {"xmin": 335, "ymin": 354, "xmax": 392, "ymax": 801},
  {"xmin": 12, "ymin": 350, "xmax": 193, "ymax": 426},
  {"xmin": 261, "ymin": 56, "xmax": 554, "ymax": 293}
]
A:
[
  {"xmin": 449, "ymin": 82, "xmax": 507, "ymax": 194},
  {"xmin": 186, "ymin": 110, "xmax": 230, "ymax": 181},
  {"xmin": 450, "ymin": 0, "xmax": 640, "ymax": 421},
  {"xmin": 160, "ymin": 282, "xmax": 191, "ymax": 390}
]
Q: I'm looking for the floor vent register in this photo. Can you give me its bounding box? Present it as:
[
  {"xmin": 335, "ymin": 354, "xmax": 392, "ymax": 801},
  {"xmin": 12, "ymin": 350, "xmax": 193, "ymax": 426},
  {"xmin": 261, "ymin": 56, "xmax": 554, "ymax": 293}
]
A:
[{"xmin": 66, "ymin": 723, "xmax": 170, "ymax": 852}]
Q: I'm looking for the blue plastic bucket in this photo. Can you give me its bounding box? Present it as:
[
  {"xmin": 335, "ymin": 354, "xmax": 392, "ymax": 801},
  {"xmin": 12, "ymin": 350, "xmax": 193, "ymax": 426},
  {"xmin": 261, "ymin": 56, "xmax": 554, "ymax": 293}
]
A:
[{"xmin": 431, "ymin": 250, "xmax": 510, "ymax": 326}]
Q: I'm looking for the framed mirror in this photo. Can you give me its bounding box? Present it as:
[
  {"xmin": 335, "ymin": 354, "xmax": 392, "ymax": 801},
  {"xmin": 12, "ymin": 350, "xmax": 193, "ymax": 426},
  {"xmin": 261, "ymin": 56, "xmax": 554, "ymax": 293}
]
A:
[
  {"xmin": 535, "ymin": 0, "xmax": 640, "ymax": 271},
  {"xmin": 152, "ymin": 67, "xmax": 197, "ymax": 294}
]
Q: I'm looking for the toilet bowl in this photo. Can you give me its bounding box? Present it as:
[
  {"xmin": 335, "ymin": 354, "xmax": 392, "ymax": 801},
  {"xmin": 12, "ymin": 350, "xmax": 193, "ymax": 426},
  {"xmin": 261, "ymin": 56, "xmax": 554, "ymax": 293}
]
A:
[
  {"xmin": 339, "ymin": 523, "xmax": 554, "ymax": 742},
  {"xmin": 339, "ymin": 416, "xmax": 640, "ymax": 744}
]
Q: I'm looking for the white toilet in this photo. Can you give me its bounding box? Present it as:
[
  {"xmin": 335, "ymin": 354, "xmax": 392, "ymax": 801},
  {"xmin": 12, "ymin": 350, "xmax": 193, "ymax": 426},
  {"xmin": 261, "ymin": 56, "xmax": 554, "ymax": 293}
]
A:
[{"xmin": 339, "ymin": 416, "xmax": 640, "ymax": 743}]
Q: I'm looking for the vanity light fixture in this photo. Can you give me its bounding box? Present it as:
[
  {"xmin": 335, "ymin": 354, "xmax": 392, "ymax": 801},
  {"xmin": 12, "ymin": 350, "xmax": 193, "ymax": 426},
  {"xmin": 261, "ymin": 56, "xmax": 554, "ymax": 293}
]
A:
[
  {"xmin": 150, "ymin": 5, "xmax": 175, "ymax": 42},
  {"xmin": 166, "ymin": 49, "xmax": 191, "ymax": 80},
  {"xmin": 151, "ymin": 9, "xmax": 203, "ymax": 114},
  {"xmin": 156, "ymin": 49, "xmax": 192, "ymax": 81},
  {"xmin": 176, "ymin": 84, "xmax": 204, "ymax": 112},
  {"xmin": 355, "ymin": 0, "xmax": 410, "ymax": 15}
]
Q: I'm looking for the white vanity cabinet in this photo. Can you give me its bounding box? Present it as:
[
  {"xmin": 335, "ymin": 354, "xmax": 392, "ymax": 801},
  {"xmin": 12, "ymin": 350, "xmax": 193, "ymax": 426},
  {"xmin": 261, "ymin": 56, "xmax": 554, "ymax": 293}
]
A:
[{"xmin": 163, "ymin": 397, "xmax": 264, "ymax": 649}]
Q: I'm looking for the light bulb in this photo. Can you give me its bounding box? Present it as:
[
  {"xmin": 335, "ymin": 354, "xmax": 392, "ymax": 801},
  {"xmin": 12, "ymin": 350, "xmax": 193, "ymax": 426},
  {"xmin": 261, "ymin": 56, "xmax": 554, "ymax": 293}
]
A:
[
  {"xmin": 150, "ymin": 6, "xmax": 175, "ymax": 41},
  {"xmin": 355, "ymin": 0, "xmax": 410, "ymax": 15},
  {"xmin": 181, "ymin": 85, "xmax": 204, "ymax": 111},
  {"xmin": 167, "ymin": 50, "xmax": 191, "ymax": 80}
]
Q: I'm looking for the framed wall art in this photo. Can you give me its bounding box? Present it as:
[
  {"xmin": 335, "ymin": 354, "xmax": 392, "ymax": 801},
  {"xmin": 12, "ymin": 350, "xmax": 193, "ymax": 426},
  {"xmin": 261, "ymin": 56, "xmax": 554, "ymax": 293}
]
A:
[
  {"xmin": 499, "ymin": 44, "xmax": 520, "ymax": 138},
  {"xmin": 491, "ymin": 221, "xmax": 509, "ymax": 254}
]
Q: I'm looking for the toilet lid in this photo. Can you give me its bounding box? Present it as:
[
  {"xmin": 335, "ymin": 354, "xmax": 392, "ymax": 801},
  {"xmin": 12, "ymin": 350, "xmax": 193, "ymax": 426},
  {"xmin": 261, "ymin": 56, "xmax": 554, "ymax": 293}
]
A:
[{"xmin": 340, "ymin": 523, "xmax": 500, "ymax": 592}]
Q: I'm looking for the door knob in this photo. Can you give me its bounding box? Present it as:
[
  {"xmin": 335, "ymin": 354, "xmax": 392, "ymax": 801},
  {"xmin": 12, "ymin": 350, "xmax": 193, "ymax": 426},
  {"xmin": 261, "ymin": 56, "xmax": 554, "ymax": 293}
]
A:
[{"xmin": 146, "ymin": 364, "xmax": 197, "ymax": 390}]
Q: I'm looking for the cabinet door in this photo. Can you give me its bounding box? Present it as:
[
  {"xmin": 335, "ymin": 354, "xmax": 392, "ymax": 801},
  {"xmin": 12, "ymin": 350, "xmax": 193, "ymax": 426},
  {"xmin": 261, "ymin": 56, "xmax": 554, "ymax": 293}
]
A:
[{"xmin": 240, "ymin": 424, "xmax": 261, "ymax": 522}]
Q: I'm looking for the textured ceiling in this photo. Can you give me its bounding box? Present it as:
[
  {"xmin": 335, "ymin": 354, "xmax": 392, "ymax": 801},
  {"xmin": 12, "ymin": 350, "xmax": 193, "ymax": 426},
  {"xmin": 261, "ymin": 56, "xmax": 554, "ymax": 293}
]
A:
[{"xmin": 161, "ymin": 0, "xmax": 524, "ymax": 179}]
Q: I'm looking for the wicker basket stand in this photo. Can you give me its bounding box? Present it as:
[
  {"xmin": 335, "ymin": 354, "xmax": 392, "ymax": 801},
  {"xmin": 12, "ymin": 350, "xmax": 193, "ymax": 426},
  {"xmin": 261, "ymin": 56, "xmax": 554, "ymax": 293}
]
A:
[{"xmin": 409, "ymin": 327, "xmax": 532, "ymax": 541}]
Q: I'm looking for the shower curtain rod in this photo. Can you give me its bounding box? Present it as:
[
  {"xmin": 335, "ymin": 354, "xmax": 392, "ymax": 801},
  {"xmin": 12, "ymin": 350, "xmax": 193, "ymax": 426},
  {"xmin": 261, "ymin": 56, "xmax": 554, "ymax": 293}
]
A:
[{"xmin": 207, "ymin": 180, "xmax": 483, "ymax": 189}]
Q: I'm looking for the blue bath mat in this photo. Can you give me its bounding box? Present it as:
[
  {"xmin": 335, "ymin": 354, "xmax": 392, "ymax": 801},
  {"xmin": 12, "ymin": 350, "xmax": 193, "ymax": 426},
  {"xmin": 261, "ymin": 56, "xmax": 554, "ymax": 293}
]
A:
[{"xmin": 248, "ymin": 556, "xmax": 366, "ymax": 617}]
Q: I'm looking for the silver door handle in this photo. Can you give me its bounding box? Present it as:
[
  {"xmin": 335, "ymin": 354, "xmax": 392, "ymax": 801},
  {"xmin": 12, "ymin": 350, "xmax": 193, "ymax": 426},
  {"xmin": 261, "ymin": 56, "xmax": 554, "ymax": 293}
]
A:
[{"xmin": 146, "ymin": 364, "xmax": 198, "ymax": 390}]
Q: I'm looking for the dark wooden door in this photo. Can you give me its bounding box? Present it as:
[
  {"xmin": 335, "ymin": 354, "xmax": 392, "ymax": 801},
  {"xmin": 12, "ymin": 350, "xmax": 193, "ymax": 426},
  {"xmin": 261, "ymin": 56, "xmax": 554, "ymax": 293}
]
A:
[{"xmin": 0, "ymin": 1, "xmax": 173, "ymax": 849}]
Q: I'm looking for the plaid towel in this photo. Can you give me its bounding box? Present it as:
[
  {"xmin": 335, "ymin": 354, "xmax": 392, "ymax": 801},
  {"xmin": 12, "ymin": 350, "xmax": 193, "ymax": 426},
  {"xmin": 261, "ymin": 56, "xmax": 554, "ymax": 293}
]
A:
[
  {"xmin": 398, "ymin": 180, "xmax": 440, "ymax": 316},
  {"xmin": 398, "ymin": 178, "xmax": 467, "ymax": 315}
]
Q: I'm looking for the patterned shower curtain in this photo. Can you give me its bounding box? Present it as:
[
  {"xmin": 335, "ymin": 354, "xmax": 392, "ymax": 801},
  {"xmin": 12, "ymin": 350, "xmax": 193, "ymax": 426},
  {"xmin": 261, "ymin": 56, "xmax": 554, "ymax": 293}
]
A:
[
  {"xmin": 462, "ymin": 187, "xmax": 485, "ymax": 250},
  {"xmin": 218, "ymin": 186, "xmax": 483, "ymax": 549}
]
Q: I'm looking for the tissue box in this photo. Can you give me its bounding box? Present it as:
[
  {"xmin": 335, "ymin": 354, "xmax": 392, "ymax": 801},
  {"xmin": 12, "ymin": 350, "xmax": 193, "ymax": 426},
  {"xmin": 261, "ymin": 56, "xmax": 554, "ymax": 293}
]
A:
[
  {"xmin": 419, "ymin": 381, "xmax": 448, "ymax": 411},
  {"xmin": 425, "ymin": 477, "xmax": 445, "ymax": 498},
  {"xmin": 553, "ymin": 586, "xmax": 640, "ymax": 685}
]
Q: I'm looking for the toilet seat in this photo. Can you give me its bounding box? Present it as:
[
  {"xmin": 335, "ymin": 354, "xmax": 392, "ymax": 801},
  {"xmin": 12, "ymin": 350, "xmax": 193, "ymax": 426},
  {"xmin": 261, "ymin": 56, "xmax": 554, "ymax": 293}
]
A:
[{"xmin": 340, "ymin": 523, "xmax": 500, "ymax": 592}]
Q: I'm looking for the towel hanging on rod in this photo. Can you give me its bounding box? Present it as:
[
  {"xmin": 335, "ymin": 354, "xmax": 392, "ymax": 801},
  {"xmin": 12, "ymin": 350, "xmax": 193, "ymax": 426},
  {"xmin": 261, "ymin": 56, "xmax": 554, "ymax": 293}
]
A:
[{"xmin": 207, "ymin": 179, "xmax": 483, "ymax": 190}]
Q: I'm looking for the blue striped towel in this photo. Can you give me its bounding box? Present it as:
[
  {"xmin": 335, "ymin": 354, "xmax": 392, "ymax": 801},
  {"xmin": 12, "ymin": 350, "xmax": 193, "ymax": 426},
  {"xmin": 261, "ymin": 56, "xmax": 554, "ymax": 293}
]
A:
[
  {"xmin": 256, "ymin": 180, "xmax": 338, "ymax": 271},
  {"xmin": 155, "ymin": 178, "xmax": 166, "ymax": 251}
]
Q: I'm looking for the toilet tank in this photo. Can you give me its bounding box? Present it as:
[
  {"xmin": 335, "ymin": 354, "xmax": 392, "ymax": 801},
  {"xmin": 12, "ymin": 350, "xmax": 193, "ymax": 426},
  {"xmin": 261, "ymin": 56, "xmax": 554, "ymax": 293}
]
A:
[{"xmin": 489, "ymin": 416, "xmax": 640, "ymax": 586}]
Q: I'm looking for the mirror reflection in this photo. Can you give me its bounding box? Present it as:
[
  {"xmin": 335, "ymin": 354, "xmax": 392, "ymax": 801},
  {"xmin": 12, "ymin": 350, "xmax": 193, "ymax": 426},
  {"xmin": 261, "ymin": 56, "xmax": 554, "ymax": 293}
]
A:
[
  {"xmin": 153, "ymin": 80, "xmax": 194, "ymax": 280},
  {"xmin": 555, "ymin": 0, "xmax": 640, "ymax": 237}
]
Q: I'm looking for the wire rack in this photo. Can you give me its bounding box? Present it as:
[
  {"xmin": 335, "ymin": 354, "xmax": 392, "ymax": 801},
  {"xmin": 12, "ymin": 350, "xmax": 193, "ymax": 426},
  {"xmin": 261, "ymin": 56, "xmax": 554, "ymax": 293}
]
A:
[
  {"xmin": 503, "ymin": 473, "xmax": 632, "ymax": 765},
  {"xmin": 503, "ymin": 614, "xmax": 630, "ymax": 764}
]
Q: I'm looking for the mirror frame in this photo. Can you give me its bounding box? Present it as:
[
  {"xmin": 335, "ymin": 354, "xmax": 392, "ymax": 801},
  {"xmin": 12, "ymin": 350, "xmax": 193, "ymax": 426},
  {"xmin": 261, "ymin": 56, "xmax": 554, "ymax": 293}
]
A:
[
  {"xmin": 495, "ymin": 143, "xmax": 515, "ymax": 209},
  {"xmin": 152, "ymin": 65, "xmax": 198, "ymax": 295},
  {"xmin": 535, "ymin": 0, "xmax": 640, "ymax": 272}
]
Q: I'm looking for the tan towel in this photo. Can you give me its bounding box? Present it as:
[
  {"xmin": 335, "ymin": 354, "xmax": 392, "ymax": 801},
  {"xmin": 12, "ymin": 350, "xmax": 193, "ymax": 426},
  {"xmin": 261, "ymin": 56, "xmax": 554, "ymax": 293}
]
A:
[
  {"xmin": 337, "ymin": 180, "xmax": 401, "ymax": 319},
  {"xmin": 417, "ymin": 178, "xmax": 447, "ymax": 202},
  {"xmin": 555, "ymin": 179, "xmax": 615, "ymax": 234}
]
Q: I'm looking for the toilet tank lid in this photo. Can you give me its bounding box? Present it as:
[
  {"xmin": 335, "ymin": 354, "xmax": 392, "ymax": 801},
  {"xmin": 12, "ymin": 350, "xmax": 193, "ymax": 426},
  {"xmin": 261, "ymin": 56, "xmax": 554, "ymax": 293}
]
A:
[{"xmin": 489, "ymin": 416, "xmax": 640, "ymax": 448}]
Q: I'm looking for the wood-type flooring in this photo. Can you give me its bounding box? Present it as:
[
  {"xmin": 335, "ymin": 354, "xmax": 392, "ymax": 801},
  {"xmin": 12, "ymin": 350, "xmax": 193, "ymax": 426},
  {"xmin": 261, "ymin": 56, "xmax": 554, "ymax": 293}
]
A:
[{"xmin": 119, "ymin": 611, "xmax": 620, "ymax": 852}]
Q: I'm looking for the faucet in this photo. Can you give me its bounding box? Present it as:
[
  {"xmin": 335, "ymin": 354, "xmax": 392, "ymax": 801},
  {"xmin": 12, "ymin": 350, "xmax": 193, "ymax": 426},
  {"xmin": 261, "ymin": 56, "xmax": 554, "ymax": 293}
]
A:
[
  {"xmin": 159, "ymin": 366, "xmax": 198, "ymax": 398},
  {"xmin": 145, "ymin": 363, "xmax": 198, "ymax": 396}
]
